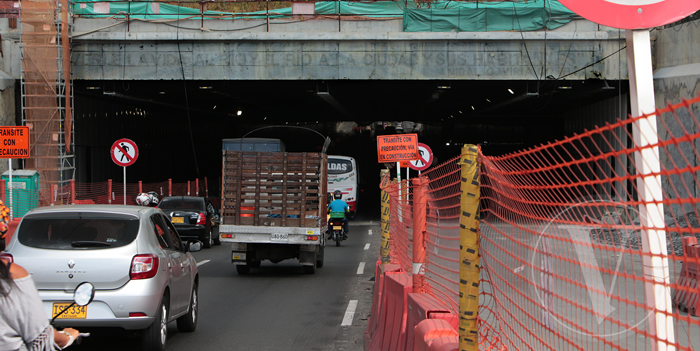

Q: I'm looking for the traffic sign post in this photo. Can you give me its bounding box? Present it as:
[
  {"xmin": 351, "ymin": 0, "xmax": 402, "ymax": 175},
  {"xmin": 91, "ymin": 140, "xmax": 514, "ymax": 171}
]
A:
[
  {"xmin": 0, "ymin": 126, "xmax": 30, "ymax": 220},
  {"xmin": 110, "ymin": 139, "xmax": 139, "ymax": 205}
]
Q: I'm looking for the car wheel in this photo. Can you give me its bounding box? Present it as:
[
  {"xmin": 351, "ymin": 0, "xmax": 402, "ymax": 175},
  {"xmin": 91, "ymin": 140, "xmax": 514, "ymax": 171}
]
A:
[
  {"xmin": 203, "ymin": 230, "xmax": 213, "ymax": 249},
  {"xmin": 177, "ymin": 283, "xmax": 198, "ymax": 332},
  {"xmin": 236, "ymin": 264, "xmax": 250, "ymax": 275},
  {"xmin": 142, "ymin": 296, "xmax": 168, "ymax": 351}
]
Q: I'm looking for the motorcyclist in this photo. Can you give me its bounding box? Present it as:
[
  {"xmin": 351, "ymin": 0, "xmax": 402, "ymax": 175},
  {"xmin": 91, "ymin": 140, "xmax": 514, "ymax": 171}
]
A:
[
  {"xmin": 135, "ymin": 191, "xmax": 160, "ymax": 207},
  {"xmin": 327, "ymin": 190, "xmax": 349, "ymax": 240}
]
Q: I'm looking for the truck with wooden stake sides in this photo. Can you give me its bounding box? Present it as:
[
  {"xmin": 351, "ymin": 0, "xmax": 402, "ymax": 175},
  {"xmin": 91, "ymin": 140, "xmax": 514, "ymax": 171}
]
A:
[{"xmin": 218, "ymin": 141, "xmax": 328, "ymax": 274}]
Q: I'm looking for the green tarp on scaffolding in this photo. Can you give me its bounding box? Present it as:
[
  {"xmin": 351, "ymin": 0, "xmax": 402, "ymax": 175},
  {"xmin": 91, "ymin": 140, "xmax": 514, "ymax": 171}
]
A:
[
  {"xmin": 73, "ymin": 0, "xmax": 576, "ymax": 32},
  {"xmin": 403, "ymin": 1, "xmax": 575, "ymax": 32}
]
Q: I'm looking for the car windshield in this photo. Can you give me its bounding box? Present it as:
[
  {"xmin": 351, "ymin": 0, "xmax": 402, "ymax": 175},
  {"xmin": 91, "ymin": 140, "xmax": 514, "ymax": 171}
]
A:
[
  {"xmin": 159, "ymin": 198, "xmax": 205, "ymax": 211},
  {"xmin": 17, "ymin": 212, "xmax": 140, "ymax": 250}
]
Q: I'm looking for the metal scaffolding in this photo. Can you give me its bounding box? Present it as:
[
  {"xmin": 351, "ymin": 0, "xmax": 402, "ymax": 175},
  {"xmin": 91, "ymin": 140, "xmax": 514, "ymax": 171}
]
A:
[{"xmin": 20, "ymin": 0, "xmax": 74, "ymax": 206}]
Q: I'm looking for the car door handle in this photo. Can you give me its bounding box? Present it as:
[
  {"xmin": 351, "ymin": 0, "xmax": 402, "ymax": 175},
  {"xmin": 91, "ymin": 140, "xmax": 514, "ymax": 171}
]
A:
[{"xmin": 168, "ymin": 262, "xmax": 172, "ymax": 269}]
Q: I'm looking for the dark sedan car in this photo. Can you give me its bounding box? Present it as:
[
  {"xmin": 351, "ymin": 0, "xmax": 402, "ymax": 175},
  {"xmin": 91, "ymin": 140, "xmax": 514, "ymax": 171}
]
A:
[{"xmin": 158, "ymin": 196, "xmax": 219, "ymax": 248}]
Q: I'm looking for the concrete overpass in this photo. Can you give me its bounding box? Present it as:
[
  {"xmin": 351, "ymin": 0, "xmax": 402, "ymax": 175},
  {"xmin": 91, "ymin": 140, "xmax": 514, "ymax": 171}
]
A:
[{"xmin": 70, "ymin": 18, "xmax": 626, "ymax": 82}]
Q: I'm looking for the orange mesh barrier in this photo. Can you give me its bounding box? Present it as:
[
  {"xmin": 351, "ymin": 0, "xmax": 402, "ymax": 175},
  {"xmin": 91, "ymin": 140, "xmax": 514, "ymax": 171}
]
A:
[
  {"xmin": 380, "ymin": 95, "xmax": 700, "ymax": 350},
  {"xmin": 479, "ymin": 95, "xmax": 700, "ymax": 351},
  {"xmin": 381, "ymin": 157, "xmax": 462, "ymax": 314},
  {"xmin": 422, "ymin": 156, "xmax": 462, "ymax": 314},
  {"xmin": 9, "ymin": 177, "xmax": 217, "ymax": 207},
  {"xmin": 385, "ymin": 178, "xmax": 414, "ymax": 273}
]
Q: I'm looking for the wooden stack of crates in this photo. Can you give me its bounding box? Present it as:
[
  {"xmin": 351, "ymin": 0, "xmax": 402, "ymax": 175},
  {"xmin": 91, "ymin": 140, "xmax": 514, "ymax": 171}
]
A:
[{"xmin": 221, "ymin": 151, "xmax": 327, "ymax": 228}]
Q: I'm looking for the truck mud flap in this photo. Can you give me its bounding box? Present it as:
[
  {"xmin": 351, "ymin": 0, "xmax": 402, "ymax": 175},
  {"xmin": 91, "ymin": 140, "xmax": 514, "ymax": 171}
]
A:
[{"xmin": 299, "ymin": 245, "xmax": 318, "ymax": 265}]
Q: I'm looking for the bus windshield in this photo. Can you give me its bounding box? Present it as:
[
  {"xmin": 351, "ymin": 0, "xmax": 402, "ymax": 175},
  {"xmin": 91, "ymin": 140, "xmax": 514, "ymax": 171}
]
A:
[
  {"xmin": 327, "ymin": 156, "xmax": 358, "ymax": 217},
  {"xmin": 328, "ymin": 159, "xmax": 353, "ymax": 174}
]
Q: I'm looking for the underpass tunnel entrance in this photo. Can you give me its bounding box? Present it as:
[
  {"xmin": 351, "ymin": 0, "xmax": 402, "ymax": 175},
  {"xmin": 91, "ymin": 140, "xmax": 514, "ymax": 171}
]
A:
[{"xmin": 73, "ymin": 79, "xmax": 628, "ymax": 218}]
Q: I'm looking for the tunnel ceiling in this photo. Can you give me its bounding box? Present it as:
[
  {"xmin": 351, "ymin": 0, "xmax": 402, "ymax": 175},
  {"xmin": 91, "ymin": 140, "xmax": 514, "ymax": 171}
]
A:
[
  {"xmin": 71, "ymin": 78, "xmax": 630, "ymax": 196},
  {"xmin": 75, "ymin": 79, "xmax": 626, "ymax": 125}
]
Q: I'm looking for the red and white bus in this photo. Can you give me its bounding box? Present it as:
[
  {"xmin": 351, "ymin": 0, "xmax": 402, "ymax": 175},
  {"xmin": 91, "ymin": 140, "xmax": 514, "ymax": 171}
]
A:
[{"xmin": 327, "ymin": 155, "xmax": 358, "ymax": 218}]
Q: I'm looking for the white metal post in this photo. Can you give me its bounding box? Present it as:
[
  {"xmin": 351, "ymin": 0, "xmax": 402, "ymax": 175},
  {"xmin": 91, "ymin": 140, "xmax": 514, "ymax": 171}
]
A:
[
  {"xmin": 626, "ymin": 29, "xmax": 674, "ymax": 351},
  {"xmin": 7, "ymin": 159, "xmax": 11, "ymax": 221},
  {"xmin": 397, "ymin": 162, "xmax": 402, "ymax": 222},
  {"xmin": 123, "ymin": 166, "xmax": 127, "ymax": 205}
]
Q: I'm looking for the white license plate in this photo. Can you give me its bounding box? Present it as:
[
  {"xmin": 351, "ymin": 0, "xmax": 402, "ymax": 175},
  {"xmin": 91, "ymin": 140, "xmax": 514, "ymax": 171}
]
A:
[{"xmin": 271, "ymin": 233, "xmax": 288, "ymax": 242}]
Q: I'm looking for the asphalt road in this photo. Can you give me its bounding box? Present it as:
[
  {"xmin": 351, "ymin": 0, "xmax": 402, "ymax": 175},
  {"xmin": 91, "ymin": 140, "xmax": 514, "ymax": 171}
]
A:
[{"xmin": 70, "ymin": 219, "xmax": 381, "ymax": 351}]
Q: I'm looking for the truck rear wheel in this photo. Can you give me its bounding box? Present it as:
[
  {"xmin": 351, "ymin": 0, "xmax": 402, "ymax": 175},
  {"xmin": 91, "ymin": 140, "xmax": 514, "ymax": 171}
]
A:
[{"xmin": 236, "ymin": 265, "xmax": 250, "ymax": 275}]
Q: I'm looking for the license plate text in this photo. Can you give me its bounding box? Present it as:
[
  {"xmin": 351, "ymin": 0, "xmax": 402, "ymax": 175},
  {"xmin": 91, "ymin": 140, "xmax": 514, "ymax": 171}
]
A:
[{"xmin": 52, "ymin": 303, "xmax": 87, "ymax": 319}]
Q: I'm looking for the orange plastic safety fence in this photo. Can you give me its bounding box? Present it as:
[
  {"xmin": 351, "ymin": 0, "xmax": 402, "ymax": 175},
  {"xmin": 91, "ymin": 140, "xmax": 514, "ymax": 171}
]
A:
[
  {"xmin": 0, "ymin": 177, "xmax": 216, "ymax": 212},
  {"xmin": 422, "ymin": 156, "xmax": 462, "ymax": 314},
  {"xmin": 380, "ymin": 157, "xmax": 463, "ymax": 315},
  {"xmin": 479, "ymin": 95, "xmax": 700, "ymax": 351},
  {"xmin": 384, "ymin": 178, "xmax": 414, "ymax": 273}
]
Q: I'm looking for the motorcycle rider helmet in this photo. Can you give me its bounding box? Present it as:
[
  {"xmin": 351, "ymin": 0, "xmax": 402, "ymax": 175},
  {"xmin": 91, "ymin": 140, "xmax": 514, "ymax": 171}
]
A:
[
  {"xmin": 333, "ymin": 189, "xmax": 343, "ymax": 200},
  {"xmin": 135, "ymin": 193, "xmax": 151, "ymax": 206},
  {"xmin": 147, "ymin": 191, "xmax": 159, "ymax": 206}
]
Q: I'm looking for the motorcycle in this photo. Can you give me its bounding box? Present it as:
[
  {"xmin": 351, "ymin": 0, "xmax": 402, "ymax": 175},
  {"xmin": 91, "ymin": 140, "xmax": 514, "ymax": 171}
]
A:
[
  {"xmin": 328, "ymin": 217, "xmax": 347, "ymax": 247},
  {"xmin": 51, "ymin": 281, "xmax": 95, "ymax": 347}
]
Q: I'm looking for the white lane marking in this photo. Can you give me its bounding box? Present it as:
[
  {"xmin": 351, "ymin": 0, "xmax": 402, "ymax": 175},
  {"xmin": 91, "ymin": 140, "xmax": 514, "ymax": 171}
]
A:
[
  {"xmin": 368, "ymin": 229, "xmax": 373, "ymax": 235},
  {"xmin": 357, "ymin": 262, "xmax": 366, "ymax": 275},
  {"xmin": 341, "ymin": 300, "xmax": 358, "ymax": 326},
  {"xmin": 196, "ymin": 260, "xmax": 210, "ymax": 267},
  {"xmin": 364, "ymin": 243, "xmax": 371, "ymax": 251}
]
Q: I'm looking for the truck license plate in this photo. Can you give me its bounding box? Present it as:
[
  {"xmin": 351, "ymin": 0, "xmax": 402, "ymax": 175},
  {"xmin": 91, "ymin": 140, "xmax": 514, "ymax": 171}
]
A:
[{"xmin": 271, "ymin": 233, "xmax": 288, "ymax": 242}]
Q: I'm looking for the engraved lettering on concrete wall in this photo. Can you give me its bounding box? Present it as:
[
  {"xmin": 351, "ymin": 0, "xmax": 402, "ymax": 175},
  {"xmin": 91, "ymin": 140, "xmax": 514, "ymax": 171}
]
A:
[{"xmin": 71, "ymin": 39, "xmax": 618, "ymax": 81}]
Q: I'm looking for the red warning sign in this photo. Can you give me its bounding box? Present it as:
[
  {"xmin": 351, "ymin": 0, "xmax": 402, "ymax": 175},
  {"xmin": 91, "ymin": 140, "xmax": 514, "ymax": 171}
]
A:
[
  {"xmin": 0, "ymin": 126, "xmax": 30, "ymax": 159},
  {"xmin": 376, "ymin": 134, "xmax": 419, "ymax": 163}
]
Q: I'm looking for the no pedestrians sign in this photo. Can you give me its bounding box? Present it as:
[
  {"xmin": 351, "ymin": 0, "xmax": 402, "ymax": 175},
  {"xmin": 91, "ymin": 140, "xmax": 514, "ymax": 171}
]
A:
[{"xmin": 110, "ymin": 138, "xmax": 139, "ymax": 167}]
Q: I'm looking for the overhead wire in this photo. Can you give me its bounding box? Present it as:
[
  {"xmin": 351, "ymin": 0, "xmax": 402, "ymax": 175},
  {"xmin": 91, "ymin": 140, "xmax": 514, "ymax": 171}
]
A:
[{"xmin": 175, "ymin": 5, "xmax": 200, "ymax": 177}]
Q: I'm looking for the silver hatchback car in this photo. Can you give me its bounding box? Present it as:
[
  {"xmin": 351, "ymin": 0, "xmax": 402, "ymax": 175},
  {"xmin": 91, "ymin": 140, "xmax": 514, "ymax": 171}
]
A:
[{"xmin": 1, "ymin": 205, "xmax": 201, "ymax": 351}]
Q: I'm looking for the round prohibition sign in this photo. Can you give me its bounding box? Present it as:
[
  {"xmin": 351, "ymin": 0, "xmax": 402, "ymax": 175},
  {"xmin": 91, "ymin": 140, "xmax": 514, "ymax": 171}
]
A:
[
  {"xmin": 409, "ymin": 143, "xmax": 433, "ymax": 171},
  {"xmin": 110, "ymin": 138, "xmax": 139, "ymax": 167},
  {"xmin": 557, "ymin": 0, "xmax": 700, "ymax": 29}
]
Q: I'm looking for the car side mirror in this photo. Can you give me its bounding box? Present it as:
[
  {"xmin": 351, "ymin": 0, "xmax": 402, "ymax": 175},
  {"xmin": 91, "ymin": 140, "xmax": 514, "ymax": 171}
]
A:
[
  {"xmin": 188, "ymin": 241, "xmax": 202, "ymax": 252},
  {"xmin": 74, "ymin": 282, "xmax": 95, "ymax": 306},
  {"xmin": 52, "ymin": 281, "xmax": 95, "ymax": 324}
]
